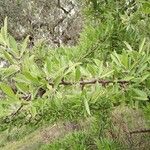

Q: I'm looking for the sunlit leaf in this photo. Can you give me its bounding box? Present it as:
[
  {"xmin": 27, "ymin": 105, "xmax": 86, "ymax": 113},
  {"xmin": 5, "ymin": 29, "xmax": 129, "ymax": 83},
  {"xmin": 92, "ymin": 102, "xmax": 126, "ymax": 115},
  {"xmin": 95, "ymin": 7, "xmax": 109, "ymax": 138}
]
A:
[
  {"xmin": 0, "ymin": 82, "xmax": 16, "ymax": 98},
  {"xmin": 124, "ymin": 41, "xmax": 133, "ymax": 51},
  {"xmin": 20, "ymin": 35, "xmax": 29, "ymax": 57},
  {"xmin": 64, "ymin": 62, "xmax": 81, "ymax": 75},
  {"xmin": 75, "ymin": 67, "xmax": 81, "ymax": 81},
  {"xmin": 84, "ymin": 98, "xmax": 91, "ymax": 116},
  {"xmin": 101, "ymin": 70, "xmax": 114, "ymax": 78},
  {"xmin": 15, "ymin": 82, "xmax": 29, "ymax": 93},
  {"xmin": 54, "ymin": 75, "xmax": 62, "ymax": 87},
  {"xmin": 23, "ymin": 72, "xmax": 39, "ymax": 84},
  {"xmin": 87, "ymin": 64, "xmax": 96, "ymax": 76},
  {"xmin": 9, "ymin": 35, "xmax": 18, "ymax": 55},
  {"xmin": 133, "ymin": 88, "xmax": 148, "ymax": 100},
  {"xmin": 3, "ymin": 50, "xmax": 16, "ymax": 64},
  {"xmin": 139, "ymin": 38, "xmax": 146, "ymax": 53}
]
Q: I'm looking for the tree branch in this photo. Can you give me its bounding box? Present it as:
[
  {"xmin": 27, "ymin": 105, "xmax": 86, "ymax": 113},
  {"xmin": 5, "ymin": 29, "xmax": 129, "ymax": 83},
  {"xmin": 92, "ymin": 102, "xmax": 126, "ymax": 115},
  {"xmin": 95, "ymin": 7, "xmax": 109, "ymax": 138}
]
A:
[
  {"xmin": 50, "ymin": 79, "xmax": 131, "ymax": 87},
  {"xmin": 130, "ymin": 129, "xmax": 150, "ymax": 134}
]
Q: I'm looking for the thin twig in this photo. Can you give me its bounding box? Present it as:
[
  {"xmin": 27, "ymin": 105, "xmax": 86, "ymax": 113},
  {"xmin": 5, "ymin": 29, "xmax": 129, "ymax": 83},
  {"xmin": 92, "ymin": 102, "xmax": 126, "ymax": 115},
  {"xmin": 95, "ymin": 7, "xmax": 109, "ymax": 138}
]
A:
[
  {"xmin": 11, "ymin": 105, "xmax": 23, "ymax": 118},
  {"xmin": 49, "ymin": 79, "xmax": 132, "ymax": 87},
  {"xmin": 130, "ymin": 129, "xmax": 150, "ymax": 134}
]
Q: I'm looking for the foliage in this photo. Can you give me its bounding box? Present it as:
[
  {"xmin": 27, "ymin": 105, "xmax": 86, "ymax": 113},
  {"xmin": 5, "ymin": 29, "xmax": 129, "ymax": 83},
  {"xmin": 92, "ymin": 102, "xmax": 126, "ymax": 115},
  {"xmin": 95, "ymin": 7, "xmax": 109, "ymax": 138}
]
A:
[
  {"xmin": 83, "ymin": 0, "xmax": 150, "ymax": 61},
  {"xmin": 0, "ymin": 0, "xmax": 150, "ymax": 149}
]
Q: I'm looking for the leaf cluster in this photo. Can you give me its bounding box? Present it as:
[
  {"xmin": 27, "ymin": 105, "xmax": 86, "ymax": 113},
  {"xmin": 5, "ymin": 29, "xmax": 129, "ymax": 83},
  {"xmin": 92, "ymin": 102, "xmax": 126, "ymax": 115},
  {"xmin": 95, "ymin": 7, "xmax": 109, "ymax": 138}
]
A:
[{"xmin": 0, "ymin": 1, "xmax": 149, "ymax": 134}]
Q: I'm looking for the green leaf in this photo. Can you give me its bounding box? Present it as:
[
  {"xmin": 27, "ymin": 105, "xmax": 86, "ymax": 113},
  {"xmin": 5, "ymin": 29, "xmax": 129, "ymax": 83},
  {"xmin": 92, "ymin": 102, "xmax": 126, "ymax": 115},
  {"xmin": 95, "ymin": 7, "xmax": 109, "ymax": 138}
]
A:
[
  {"xmin": 15, "ymin": 82, "xmax": 29, "ymax": 93},
  {"xmin": 111, "ymin": 54, "xmax": 120, "ymax": 66},
  {"xmin": 20, "ymin": 35, "xmax": 29, "ymax": 57},
  {"xmin": 137, "ymin": 63, "xmax": 147, "ymax": 74},
  {"xmin": 30, "ymin": 63, "xmax": 42, "ymax": 77},
  {"xmin": 64, "ymin": 62, "xmax": 81, "ymax": 76},
  {"xmin": 84, "ymin": 98, "xmax": 91, "ymax": 116},
  {"xmin": 9, "ymin": 35, "xmax": 18, "ymax": 55},
  {"xmin": 1, "ymin": 65, "xmax": 20, "ymax": 79},
  {"xmin": 134, "ymin": 97, "xmax": 148, "ymax": 101},
  {"xmin": 80, "ymin": 66, "xmax": 89, "ymax": 76},
  {"xmin": 124, "ymin": 41, "xmax": 133, "ymax": 51},
  {"xmin": 45, "ymin": 57, "xmax": 52, "ymax": 74},
  {"xmin": 94, "ymin": 59, "xmax": 101, "ymax": 66},
  {"xmin": 75, "ymin": 67, "xmax": 81, "ymax": 81},
  {"xmin": 13, "ymin": 74, "xmax": 31, "ymax": 84},
  {"xmin": 23, "ymin": 72, "xmax": 39, "ymax": 84},
  {"xmin": 30, "ymin": 106, "xmax": 37, "ymax": 117},
  {"xmin": 123, "ymin": 76, "xmax": 134, "ymax": 81},
  {"xmin": 101, "ymin": 70, "xmax": 114, "ymax": 78},
  {"xmin": 87, "ymin": 64, "xmax": 96, "ymax": 76},
  {"xmin": 140, "ymin": 74, "xmax": 149, "ymax": 82},
  {"xmin": 54, "ymin": 75, "xmax": 62, "ymax": 88},
  {"xmin": 141, "ymin": 2, "xmax": 150, "ymax": 14},
  {"xmin": 0, "ymin": 82, "xmax": 16, "ymax": 98},
  {"xmin": 111, "ymin": 52, "xmax": 122, "ymax": 67},
  {"xmin": 0, "ymin": 31, "xmax": 5, "ymax": 44},
  {"xmin": 133, "ymin": 88, "xmax": 148, "ymax": 100},
  {"xmin": 3, "ymin": 50, "xmax": 16, "ymax": 64},
  {"xmin": 121, "ymin": 52, "xmax": 129, "ymax": 68},
  {"xmin": 139, "ymin": 38, "xmax": 146, "ymax": 53}
]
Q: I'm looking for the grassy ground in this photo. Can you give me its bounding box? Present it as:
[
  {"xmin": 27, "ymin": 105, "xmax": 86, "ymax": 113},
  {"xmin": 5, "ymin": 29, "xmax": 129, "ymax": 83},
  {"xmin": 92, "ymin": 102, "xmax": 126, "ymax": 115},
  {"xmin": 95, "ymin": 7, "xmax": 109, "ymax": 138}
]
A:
[{"xmin": 0, "ymin": 106, "xmax": 149, "ymax": 150}]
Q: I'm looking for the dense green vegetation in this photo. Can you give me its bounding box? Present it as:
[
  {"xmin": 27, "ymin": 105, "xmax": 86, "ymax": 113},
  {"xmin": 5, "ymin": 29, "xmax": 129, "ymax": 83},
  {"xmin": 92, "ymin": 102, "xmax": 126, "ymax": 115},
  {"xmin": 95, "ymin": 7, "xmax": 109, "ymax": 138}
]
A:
[{"xmin": 0, "ymin": 0, "xmax": 150, "ymax": 149}]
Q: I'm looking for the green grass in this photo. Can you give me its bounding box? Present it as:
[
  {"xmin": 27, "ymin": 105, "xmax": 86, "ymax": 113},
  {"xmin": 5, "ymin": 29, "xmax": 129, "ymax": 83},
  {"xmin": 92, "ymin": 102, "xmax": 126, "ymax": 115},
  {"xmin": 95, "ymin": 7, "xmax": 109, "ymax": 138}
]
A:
[
  {"xmin": 40, "ymin": 132, "xmax": 91, "ymax": 150},
  {"xmin": 0, "ymin": 106, "xmax": 150, "ymax": 150},
  {"xmin": 40, "ymin": 131, "xmax": 125, "ymax": 150}
]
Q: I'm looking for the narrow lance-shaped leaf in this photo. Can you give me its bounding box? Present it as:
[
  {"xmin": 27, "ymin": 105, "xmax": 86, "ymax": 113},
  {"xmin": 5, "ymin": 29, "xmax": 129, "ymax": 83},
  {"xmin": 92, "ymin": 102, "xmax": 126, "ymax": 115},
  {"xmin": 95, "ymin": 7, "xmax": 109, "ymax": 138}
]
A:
[
  {"xmin": 140, "ymin": 74, "xmax": 149, "ymax": 83},
  {"xmin": 87, "ymin": 64, "xmax": 96, "ymax": 76},
  {"xmin": 64, "ymin": 62, "xmax": 81, "ymax": 76},
  {"xmin": 124, "ymin": 41, "xmax": 133, "ymax": 51},
  {"xmin": 2, "ymin": 65, "xmax": 20, "ymax": 79},
  {"xmin": 46, "ymin": 58, "xmax": 52, "ymax": 74},
  {"xmin": 3, "ymin": 50, "xmax": 17, "ymax": 64},
  {"xmin": 30, "ymin": 106, "xmax": 37, "ymax": 117},
  {"xmin": 1, "ymin": 27, "xmax": 7, "ymax": 46},
  {"xmin": 23, "ymin": 72, "xmax": 39, "ymax": 84},
  {"xmin": 101, "ymin": 70, "xmax": 114, "ymax": 78},
  {"xmin": 54, "ymin": 75, "xmax": 62, "ymax": 88},
  {"xmin": 111, "ymin": 52, "xmax": 122, "ymax": 67},
  {"xmin": 75, "ymin": 67, "xmax": 81, "ymax": 81},
  {"xmin": 9, "ymin": 35, "xmax": 18, "ymax": 55},
  {"xmin": 111, "ymin": 54, "xmax": 120, "ymax": 66},
  {"xmin": 84, "ymin": 98, "xmax": 91, "ymax": 116},
  {"xmin": 139, "ymin": 38, "xmax": 146, "ymax": 53},
  {"xmin": 133, "ymin": 88, "xmax": 148, "ymax": 101},
  {"xmin": 20, "ymin": 35, "xmax": 29, "ymax": 57},
  {"xmin": 15, "ymin": 82, "xmax": 29, "ymax": 93},
  {"xmin": 0, "ymin": 82, "xmax": 16, "ymax": 98}
]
